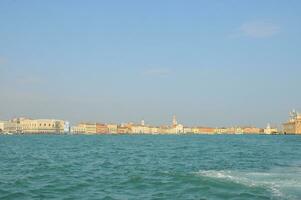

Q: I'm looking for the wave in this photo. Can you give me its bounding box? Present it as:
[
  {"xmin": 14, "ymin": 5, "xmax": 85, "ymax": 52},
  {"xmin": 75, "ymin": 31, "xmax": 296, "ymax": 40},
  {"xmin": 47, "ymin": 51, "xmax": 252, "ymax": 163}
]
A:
[{"xmin": 194, "ymin": 167, "xmax": 301, "ymax": 199}]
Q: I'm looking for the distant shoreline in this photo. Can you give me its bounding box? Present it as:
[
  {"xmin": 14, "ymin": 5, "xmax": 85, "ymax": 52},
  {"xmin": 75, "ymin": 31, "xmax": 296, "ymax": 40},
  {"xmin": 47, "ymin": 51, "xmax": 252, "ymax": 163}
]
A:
[{"xmin": 1, "ymin": 133, "xmax": 299, "ymax": 136}]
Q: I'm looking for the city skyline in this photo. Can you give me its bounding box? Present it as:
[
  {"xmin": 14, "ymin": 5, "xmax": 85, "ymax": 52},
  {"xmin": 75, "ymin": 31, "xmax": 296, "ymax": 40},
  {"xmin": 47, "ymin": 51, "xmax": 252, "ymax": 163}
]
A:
[
  {"xmin": 0, "ymin": 113, "xmax": 286, "ymax": 129},
  {"xmin": 1, "ymin": 1, "xmax": 301, "ymax": 127},
  {"xmin": 0, "ymin": 114, "xmax": 280, "ymax": 135},
  {"xmin": 3, "ymin": 111, "xmax": 301, "ymax": 134}
]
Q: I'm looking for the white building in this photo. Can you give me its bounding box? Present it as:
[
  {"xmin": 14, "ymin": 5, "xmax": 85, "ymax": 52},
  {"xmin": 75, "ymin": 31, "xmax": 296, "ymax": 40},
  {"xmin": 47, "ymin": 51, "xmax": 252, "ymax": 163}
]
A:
[
  {"xmin": 20, "ymin": 119, "xmax": 65, "ymax": 134},
  {"xmin": 264, "ymin": 123, "xmax": 278, "ymax": 134},
  {"xmin": 172, "ymin": 124, "xmax": 184, "ymax": 134},
  {"xmin": 107, "ymin": 124, "xmax": 118, "ymax": 134},
  {"xmin": 131, "ymin": 125, "xmax": 151, "ymax": 134},
  {"xmin": 171, "ymin": 116, "xmax": 184, "ymax": 134},
  {"xmin": 184, "ymin": 127, "xmax": 193, "ymax": 134},
  {"xmin": 0, "ymin": 121, "xmax": 22, "ymax": 134},
  {"xmin": 64, "ymin": 121, "xmax": 70, "ymax": 133}
]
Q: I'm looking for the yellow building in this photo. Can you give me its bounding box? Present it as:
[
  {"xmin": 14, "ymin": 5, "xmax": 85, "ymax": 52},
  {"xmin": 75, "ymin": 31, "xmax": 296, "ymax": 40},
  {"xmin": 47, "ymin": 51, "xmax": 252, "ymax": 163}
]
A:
[
  {"xmin": 20, "ymin": 119, "xmax": 65, "ymax": 134},
  {"xmin": 150, "ymin": 127, "xmax": 159, "ymax": 134},
  {"xmin": 77, "ymin": 123, "xmax": 97, "ymax": 134},
  {"xmin": 117, "ymin": 126, "xmax": 130, "ymax": 134},
  {"xmin": 214, "ymin": 128, "xmax": 228, "ymax": 134},
  {"xmin": 242, "ymin": 127, "xmax": 262, "ymax": 134},
  {"xmin": 192, "ymin": 127, "xmax": 200, "ymax": 134},
  {"xmin": 71, "ymin": 125, "xmax": 86, "ymax": 134},
  {"xmin": 283, "ymin": 110, "xmax": 301, "ymax": 134},
  {"xmin": 157, "ymin": 126, "xmax": 170, "ymax": 134}
]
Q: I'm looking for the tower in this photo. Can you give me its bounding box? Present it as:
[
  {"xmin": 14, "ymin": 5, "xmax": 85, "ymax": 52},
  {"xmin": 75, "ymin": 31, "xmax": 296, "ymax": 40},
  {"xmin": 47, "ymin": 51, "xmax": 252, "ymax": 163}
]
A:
[{"xmin": 172, "ymin": 115, "xmax": 177, "ymax": 126}]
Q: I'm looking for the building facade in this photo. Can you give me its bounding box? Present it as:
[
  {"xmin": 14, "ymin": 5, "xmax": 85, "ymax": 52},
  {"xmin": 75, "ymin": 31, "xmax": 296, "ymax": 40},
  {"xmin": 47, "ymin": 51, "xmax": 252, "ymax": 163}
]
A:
[
  {"xmin": 77, "ymin": 123, "xmax": 97, "ymax": 134},
  {"xmin": 0, "ymin": 121, "xmax": 22, "ymax": 134},
  {"xmin": 96, "ymin": 123, "xmax": 109, "ymax": 134},
  {"xmin": 283, "ymin": 110, "xmax": 301, "ymax": 134},
  {"xmin": 117, "ymin": 126, "xmax": 130, "ymax": 134},
  {"xmin": 264, "ymin": 124, "xmax": 278, "ymax": 134},
  {"xmin": 71, "ymin": 125, "xmax": 86, "ymax": 134},
  {"xmin": 214, "ymin": 128, "xmax": 228, "ymax": 134},
  {"xmin": 20, "ymin": 119, "xmax": 65, "ymax": 134},
  {"xmin": 107, "ymin": 124, "xmax": 118, "ymax": 134},
  {"xmin": 184, "ymin": 127, "xmax": 193, "ymax": 134},
  {"xmin": 197, "ymin": 127, "xmax": 215, "ymax": 134},
  {"xmin": 242, "ymin": 127, "xmax": 262, "ymax": 134}
]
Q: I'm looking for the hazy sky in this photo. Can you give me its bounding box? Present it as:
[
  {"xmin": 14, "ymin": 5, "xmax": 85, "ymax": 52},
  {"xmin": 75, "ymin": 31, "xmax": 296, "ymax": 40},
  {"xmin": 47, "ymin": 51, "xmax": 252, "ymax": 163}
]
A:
[{"xmin": 0, "ymin": 0, "xmax": 300, "ymax": 127}]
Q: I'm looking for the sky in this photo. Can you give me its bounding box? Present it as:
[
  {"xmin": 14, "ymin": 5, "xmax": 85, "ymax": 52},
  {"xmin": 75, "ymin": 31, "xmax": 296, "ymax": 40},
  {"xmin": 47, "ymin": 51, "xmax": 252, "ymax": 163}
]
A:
[{"xmin": 0, "ymin": 0, "xmax": 301, "ymax": 127}]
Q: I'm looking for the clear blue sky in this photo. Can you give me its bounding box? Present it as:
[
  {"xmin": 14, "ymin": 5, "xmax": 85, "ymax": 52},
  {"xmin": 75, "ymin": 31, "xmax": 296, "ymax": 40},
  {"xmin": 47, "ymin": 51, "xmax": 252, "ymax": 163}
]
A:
[{"xmin": 0, "ymin": 0, "xmax": 300, "ymax": 127}]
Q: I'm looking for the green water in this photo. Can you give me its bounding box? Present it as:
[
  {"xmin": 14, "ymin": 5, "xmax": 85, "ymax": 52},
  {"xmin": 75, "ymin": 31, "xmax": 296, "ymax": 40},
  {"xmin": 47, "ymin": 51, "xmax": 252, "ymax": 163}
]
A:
[{"xmin": 1, "ymin": 135, "xmax": 301, "ymax": 200}]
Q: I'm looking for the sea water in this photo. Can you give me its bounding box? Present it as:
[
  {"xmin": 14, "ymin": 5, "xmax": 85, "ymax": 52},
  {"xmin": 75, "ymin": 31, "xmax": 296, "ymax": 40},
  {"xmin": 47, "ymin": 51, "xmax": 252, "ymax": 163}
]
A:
[{"xmin": 0, "ymin": 134, "xmax": 301, "ymax": 200}]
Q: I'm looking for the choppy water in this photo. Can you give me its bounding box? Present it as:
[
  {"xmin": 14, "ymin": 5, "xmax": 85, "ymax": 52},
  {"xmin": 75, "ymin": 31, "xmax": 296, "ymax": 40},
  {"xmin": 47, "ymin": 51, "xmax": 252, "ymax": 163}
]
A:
[{"xmin": 1, "ymin": 135, "xmax": 301, "ymax": 200}]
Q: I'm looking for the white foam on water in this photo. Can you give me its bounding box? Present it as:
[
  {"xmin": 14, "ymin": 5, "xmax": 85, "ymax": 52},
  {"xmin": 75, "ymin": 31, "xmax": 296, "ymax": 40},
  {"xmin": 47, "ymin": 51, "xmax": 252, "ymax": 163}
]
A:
[{"xmin": 194, "ymin": 167, "xmax": 301, "ymax": 199}]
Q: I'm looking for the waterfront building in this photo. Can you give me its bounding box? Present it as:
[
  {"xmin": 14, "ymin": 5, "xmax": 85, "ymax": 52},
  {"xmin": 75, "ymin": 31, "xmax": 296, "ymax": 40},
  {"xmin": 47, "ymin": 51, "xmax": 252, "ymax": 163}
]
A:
[
  {"xmin": 0, "ymin": 121, "xmax": 21, "ymax": 134},
  {"xmin": 117, "ymin": 126, "xmax": 130, "ymax": 134},
  {"xmin": 264, "ymin": 124, "xmax": 278, "ymax": 134},
  {"xmin": 143, "ymin": 125, "xmax": 151, "ymax": 134},
  {"xmin": 157, "ymin": 126, "xmax": 170, "ymax": 134},
  {"xmin": 197, "ymin": 127, "xmax": 215, "ymax": 134},
  {"xmin": 107, "ymin": 124, "xmax": 118, "ymax": 134},
  {"xmin": 131, "ymin": 124, "xmax": 151, "ymax": 134},
  {"xmin": 20, "ymin": 119, "xmax": 65, "ymax": 134},
  {"xmin": 242, "ymin": 127, "xmax": 262, "ymax": 134},
  {"xmin": 130, "ymin": 120, "xmax": 151, "ymax": 134},
  {"xmin": 226, "ymin": 127, "xmax": 235, "ymax": 134},
  {"xmin": 171, "ymin": 116, "xmax": 184, "ymax": 134},
  {"xmin": 150, "ymin": 127, "xmax": 159, "ymax": 134},
  {"xmin": 235, "ymin": 127, "xmax": 243, "ymax": 134},
  {"xmin": 225, "ymin": 127, "xmax": 243, "ymax": 134},
  {"xmin": 77, "ymin": 123, "xmax": 97, "ymax": 134},
  {"xmin": 131, "ymin": 125, "xmax": 145, "ymax": 134},
  {"xmin": 214, "ymin": 127, "xmax": 228, "ymax": 134},
  {"xmin": 184, "ymin": 127, "xmax": 193, "ymax": 134},
  {"xmin": 64, "ymin": 121, "xmax": 70, "ymax": 133},
  {"xmin": 71, "ymin": 125, "xmax": 86, "ymax": 134},
  {"xmin": 96, "ymin": 123, "xmax": 109, "ymax": 134},
  {"xmin": 283, "ymin": 110, "xmax": 301, "ymax": 134},
  {"xmin": 172, "ymin": 124, "xmax": 184, "ymax": 134},
  {"xmin": 192, "ymin": 127, "xmax": 200, "ymax": 134}
]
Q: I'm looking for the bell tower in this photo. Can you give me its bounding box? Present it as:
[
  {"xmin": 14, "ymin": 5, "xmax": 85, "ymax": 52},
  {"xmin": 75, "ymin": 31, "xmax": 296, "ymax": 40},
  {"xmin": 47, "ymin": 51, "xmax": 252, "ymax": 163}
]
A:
[{"xmin": 172, "ymin": 115, "xmax": 177, "ymax": 126}]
